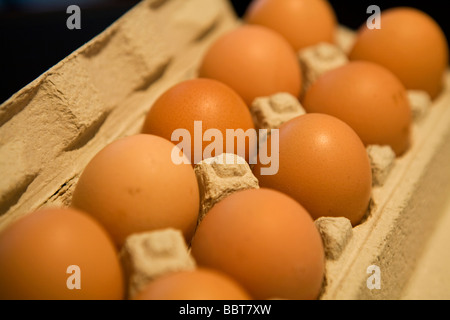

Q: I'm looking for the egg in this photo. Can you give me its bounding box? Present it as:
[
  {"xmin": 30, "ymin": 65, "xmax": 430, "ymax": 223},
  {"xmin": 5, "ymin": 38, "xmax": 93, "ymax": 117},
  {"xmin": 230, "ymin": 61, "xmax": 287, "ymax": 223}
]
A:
[
  {"xmin": 244, "ymin": 0, "xmax": 337, "ymax": 51},
  {"xmin": 141, "ymin": 78, "xmax": 256, "ymax": 164},
  {"xmin": 71, "ymin": 134, "xmax": 199, "ymax": 248},
  {"xmin": 0, "ymin": 207, "xmax": 124, "ymax": 300},
  {"xmin": 349, "ymin": 7, "xmax": 449, "ymax": 99},
  {"xmin": 253, "ymin": 114, "xmax": 372, "ymax": 226},
  {"xmin": 132, "ymin": 268, "xmax": 252, "ymax": 300},
  {"xmin": 198, "ymin": 25, "xmax": 302, "ymax": 106},
  {"xmin": 190, "ymin": 188, "xmax": 325, "ymax": 300},
  {"xmin": 302, "ymin": 61, "xmax": 412, "ymax": 156}
]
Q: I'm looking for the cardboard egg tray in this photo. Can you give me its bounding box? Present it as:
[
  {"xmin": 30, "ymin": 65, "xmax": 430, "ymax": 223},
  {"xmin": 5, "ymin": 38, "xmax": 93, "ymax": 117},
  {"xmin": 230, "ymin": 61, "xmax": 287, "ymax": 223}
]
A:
[{"xmin": 1, "ymin": 0, "xmax": 450, "ymax": 300}]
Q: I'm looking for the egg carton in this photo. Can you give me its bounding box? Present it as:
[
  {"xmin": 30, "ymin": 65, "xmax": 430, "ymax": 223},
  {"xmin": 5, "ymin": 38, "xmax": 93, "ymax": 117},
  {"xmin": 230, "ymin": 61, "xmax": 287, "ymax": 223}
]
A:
[{"xmin": 1, "ymin": 0, "xmax": 449, "ymax": 300}]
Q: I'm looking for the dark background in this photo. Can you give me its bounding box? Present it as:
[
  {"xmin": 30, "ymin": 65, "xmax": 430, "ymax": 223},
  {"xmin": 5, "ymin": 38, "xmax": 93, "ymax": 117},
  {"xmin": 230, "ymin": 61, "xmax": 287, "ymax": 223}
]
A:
[{"xmin": 1, "ymin": 0, "xmax": 448, "ymax": 104}]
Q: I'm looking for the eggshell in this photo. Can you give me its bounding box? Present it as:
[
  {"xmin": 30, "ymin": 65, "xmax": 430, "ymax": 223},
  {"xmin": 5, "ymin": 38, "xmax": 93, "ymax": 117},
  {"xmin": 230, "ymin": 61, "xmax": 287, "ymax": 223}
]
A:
[
  {"xmin": 244, "ymin": 0, "xmax": 337, "ymax": 51},
  {"xmin": 253, "ymin": 114, "xmax": 372, "ymax": 226},
  {"xmin": 349, "ymin": 7, "xmax": 449, "ymax": 99},
  {"xmin": 71, "ymin": 134, "xmax": 199, "ymax": 248},
  {"xmin": 141, "ymin": 78, "xmax": 255, "ymax": 164},
  {"xmin": 302, "ymin": 61, "xmax": 412, "ymax": 156},
  {"xmin": 190, "ymin": 188, "xmax": 325, "ymax": 300},
  {"xmin": 0, "ymin": 207, "xmax": 124, "ymax": 300},
  {"xmin": 132, "ymin": 268, "xmax": 252, "ymax": 300},
  {"xmin": 198, "ymin": 25, "xmax": 302, "ymax": 106}
]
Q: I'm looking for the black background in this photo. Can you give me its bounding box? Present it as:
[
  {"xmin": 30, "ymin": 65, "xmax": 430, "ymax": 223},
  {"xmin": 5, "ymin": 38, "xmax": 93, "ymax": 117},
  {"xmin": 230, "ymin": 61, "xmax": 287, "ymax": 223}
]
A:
[{"xmin": 0, "ymin": 0, "xmax": 448, "ymax": 104}]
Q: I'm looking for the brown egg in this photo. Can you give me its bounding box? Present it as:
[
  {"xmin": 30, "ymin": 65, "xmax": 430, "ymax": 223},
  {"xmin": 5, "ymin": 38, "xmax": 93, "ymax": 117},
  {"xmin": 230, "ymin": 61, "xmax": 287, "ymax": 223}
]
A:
[
  {"xmin": 349, "ymin": 7, "xmax": 449, "ymax": 99},
  {"xmin": 0, "ymin": 207, "xmax": 124, "ymax": 300},
  {"xmin": 302, "ymin": 61, "xmax": 412, "ymax": 156},
  {"xmin": 198, "ymin": 25, "xmax": 302, "ymax": 106},
  {"xmin": 244, "ymin": 0, "xmax": 337, "ymax": 51},
  {"xmin": 253, "ymin": 114, "xmax": 372, "ymax": 226},
  {"xmin": 71, "ymin": 134, "xmax": 199, "ymax": 247},
  {"xmin": 132, "ymin": 268, "xmax": 252, "ymax": 300},
  {"xmin": 142, "ymin": 78, "xmax": 256, "ymax": 165},
  {"xmin": 190, "ymin": 188, "xmax": 325, "ymax": 300}
]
